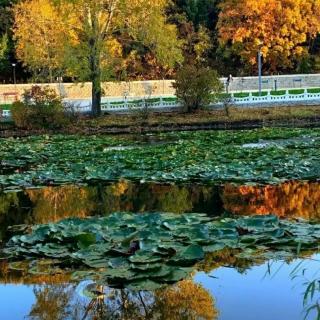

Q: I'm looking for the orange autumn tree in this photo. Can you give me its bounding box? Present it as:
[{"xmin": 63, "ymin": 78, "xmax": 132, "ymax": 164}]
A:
[{"xmin": 217, "ymin": 0, "xmax": 320, "ymax": 72}]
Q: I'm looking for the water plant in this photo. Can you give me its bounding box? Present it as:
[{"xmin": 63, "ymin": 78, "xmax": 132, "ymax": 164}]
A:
[
  {"xmin": 1, "ymin": 128, "xmax": 320, "ymax": 190},
  {"xmin": 2, "ymin": 213, "xmax": 319, "ymax": 290}
]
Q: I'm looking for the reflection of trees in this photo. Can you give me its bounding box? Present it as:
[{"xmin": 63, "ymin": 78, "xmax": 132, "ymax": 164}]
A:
[
  {"xmin": 101, "ymin": 181, "xmax": 221, "ymax": 215},
  {"xmin": 0, "ymin": 192, "xmax": 32, "ymax": 243},
  {"xmin": 20, "ymin": 280, "xmax": 218, "ymax": 320},
  {"xmin": 153, "ymin": 280, "xmax": 218, "ymax": 320},
  {"xmin": 0, "ymin": 193, "xmax": 19, "ymax": 216},
  {"xmin": 2, "ymin": 181, "xmax": 320, "ymax": 234},
  {"xmin": 28, "ymin": 285, "xmax": 78, "ymax": 320},
  {"xmin": 0, "ymin": 181, "xmax": 222, "ymax": 239},
  {"xmin": 26, "ymin": 186, "xmax": 99, "ymax": 223},
  {"xmin": 197, "ymin": 249, "xmax": 257, "ymax": 274},
  {"xmin": 222, "ymin": 181, "xmax": 320, "ymax": 219},
  {"xmin": 81, "ymin": 280, "xmax": 217, "ymax": 320}
]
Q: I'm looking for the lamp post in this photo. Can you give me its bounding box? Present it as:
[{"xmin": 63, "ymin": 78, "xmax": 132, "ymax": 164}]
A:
[
  {"xmin": 12, "ymin": 63, "xmax": 16, "ymax": 87},
  {"xmin": 258, "ymin": 48, "xmax": 262, "ymax": 96}
]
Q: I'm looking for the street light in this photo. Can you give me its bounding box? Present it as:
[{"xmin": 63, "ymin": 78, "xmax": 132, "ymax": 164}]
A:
[
  {"xmin": 12, "ymin": 63, "xmax": 16, "ymax": 86},
  {"xmin": 258, "ymin": 47, "xmax": 262, "ymax": 96}
]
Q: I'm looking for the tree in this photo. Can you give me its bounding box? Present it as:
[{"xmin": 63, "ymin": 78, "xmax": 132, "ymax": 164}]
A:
[
  {"xmin": 217, "ymin": 0, "xmax": 320, "ymax": 72},
  {"xmin": 13, "ymin": 0, "xmax": 183, "ymax": 116},
  {"xmin": 0, "ymin": 0, "xmax": 19, "ymax": 81},
  {"xmin": 13, "ymin": 0, "xmax": 69, "ymax": 82},
  {"xmin": 173, "ymin": 64, "xmax": 223, "ymax": 112},
  {"xmin": 0, "ymin": 32, "xmax": 8, "ymax": 68}
]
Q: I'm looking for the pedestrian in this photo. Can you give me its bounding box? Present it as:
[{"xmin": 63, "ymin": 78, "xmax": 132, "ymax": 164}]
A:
[{"xmin": 226, "ymin": 74, "xmax": 233, "ymax": 93}]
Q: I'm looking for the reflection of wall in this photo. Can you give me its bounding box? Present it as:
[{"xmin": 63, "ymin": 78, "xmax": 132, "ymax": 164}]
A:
[{"xmin": 222, "ymin": 181, "xmax": 320, "ymax": 219}]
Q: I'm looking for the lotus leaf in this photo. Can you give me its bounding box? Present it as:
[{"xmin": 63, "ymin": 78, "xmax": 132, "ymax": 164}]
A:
[
  {"xmin": 1, "ymin": 212, "xmax": 320, "ymax": 290},
  {"xmin": 1, "ymin": 129, "xmax": 320, "ymax": 190}
]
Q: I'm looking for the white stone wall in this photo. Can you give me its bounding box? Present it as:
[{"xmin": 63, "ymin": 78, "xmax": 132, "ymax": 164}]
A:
[
  {"xmin": 1, "ymin": 74, "xmax": 320, "ymax": 103},
  {"xmin": 224, "ymin": 74, "xmax": 320, "ymax": 92}
]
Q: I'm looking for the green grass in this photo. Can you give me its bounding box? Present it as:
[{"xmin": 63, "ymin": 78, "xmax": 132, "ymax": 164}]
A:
[
  {"xmin": 270, "ymin": 90, "xmax": 286, "ymax": 96},
  {"xmin": 288, "ymin": 89, "xmax": 304, "ymax": 95},
  {"xmin": 307, "ymin": 88, "xmax": 320, "ymax": 94}
]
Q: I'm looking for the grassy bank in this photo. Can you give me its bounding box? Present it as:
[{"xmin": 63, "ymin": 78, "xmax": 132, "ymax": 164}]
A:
[
  {"xmin": 2, "ymin": 105, "xmax": 320, "ymax": 137},
  {"xmin": 82, "ymin": 105, "xmax": 320, "ymax": 127}
]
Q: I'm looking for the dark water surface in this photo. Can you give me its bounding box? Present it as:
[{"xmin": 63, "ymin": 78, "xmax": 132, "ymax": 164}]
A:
[{"xmin": 0, "ymin": 180, "xmax": 319, "ymax": 319}]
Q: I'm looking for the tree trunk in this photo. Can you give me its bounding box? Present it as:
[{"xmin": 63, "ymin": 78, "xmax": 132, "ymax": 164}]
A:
[
  {"xmin": 92, "ymin": 70, "xmax": 101, "ymax": 117},
  {"xmin": 90, "ymin": 12, "xmax": 102, "ymax": 117}
]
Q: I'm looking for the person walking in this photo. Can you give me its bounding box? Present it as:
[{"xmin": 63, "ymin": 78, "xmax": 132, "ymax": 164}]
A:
[{"xmin": 226, "ymin": 74, "xmax": 233, "ymax": 93}]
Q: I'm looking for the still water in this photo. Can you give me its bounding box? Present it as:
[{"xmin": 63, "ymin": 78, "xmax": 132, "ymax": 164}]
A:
[
  {"xmin": 0, "ymin": 180, "xmax": 319, "ymax": 319},
  {"xmin": 0, "ymin": 256, "xmax": 319, "ymax": 320}
]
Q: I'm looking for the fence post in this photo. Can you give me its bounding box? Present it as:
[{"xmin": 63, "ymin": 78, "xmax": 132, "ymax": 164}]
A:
[{"xmin": 267, "ymin": 90, "xmax": 271, "ymax": 103}]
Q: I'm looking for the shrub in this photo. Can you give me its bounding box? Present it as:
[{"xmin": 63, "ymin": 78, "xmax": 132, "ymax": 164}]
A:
[
  {"xmin": 252, "ymin": 91, "xmax": 268, "ymax": 97},
  {"xmin": 233, "ymin": 92, "xmax": 250, "ymax": 98},
  {"xmin": 288, "ymin": 89, "xmax": 304, "ymax": 95},
  {"xmin": 11, "ymin": 101, "xmax": 31, "ymax": 128},
  {"xmin": 307, "ymin": 88, "xmax": 320, "ymax": 94},
  {"xmin": 270, "ymin": 90, "xmax": 286, "ymax": 96},
  {"xmin": 11, "ymin": 86, "xmax": 68, "ymax": 129},
  {"xmin": 173, "ymin": 65, "xmax": 223, "ymax": 113}
]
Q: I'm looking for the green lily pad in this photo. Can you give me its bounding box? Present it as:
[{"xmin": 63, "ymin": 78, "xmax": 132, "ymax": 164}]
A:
[{"xmin": 1, "ymin": 211, "xmax": 320, "ymax": 289}]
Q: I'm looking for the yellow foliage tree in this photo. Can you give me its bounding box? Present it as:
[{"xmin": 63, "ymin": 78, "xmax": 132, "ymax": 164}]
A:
[
  {"xmin": 217, "ymin": 0, "xmax": 320, "ymax": 72},
  {"xmin": 13, "ymin": 0, "xmax": 69, "ymax": 81},
  {"xmin": 13, "ymin": 0, "xmax": 183, "ymax": 115}
]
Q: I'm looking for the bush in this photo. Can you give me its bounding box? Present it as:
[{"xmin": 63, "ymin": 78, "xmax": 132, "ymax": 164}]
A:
[
  {"xmin": 233, "ymin": 92, "xmax": 250, "ymax": 98},
  {"xmin": 307, "ymin": 88, "xmax": 320, "ymax": 94},
  {"xmin": 270, "ymin": 90, "xmax": 286, "ymax": 96},
  {"xmin": 288, "ymin": 89, "xmax": 304, "ymax": 95},
  {"xmin": 252, "ymin": 91, "xmax": 268, "ymax": 97},
  {"xmin": 11, "ymin": 86, "xmax": 68, "ymax": 129},
  {"xmin": 173, "ymin": 65, "xmax": 223, "ymax": 113}
]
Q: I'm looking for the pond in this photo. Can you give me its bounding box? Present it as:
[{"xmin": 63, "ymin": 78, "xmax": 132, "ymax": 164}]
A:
[
  {"xmin": 0, "ymin": 255, "xmax": 319, "ymax": 319},
  {"xmin": 0, "ymin": 129, "xmax": 319, "ymax": 319}
]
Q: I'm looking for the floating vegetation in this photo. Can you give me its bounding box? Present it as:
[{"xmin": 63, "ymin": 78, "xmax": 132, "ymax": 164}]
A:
[
  {"xmin": 1, "ymin": 213, "xmax": 320, "ymax": 290},
  {"xmin": 0, "ymin": 128, "xmax": 320, "ymax": 190}
]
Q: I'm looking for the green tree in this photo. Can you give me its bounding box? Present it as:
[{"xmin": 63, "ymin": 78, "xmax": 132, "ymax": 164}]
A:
[
  {"xmin": 0, "ymin": 0, "xmax": 15, "ymax": 80},
  {"xmin": 173, "ymin": 64, "xmax": 223, "ymax": 112}
]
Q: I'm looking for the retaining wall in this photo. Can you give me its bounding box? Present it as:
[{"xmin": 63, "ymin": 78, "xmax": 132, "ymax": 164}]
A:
[{"xmin": 1, "ymin": 74, "xmax": 320, "ymax": 103}]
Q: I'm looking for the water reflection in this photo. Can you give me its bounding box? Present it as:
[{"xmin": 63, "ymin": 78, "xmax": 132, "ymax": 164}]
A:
[
  {"xmin": 1, "ymin": 180, "xmax": 320, "ymax": 243},
  {"xmin": 0, "ymin": 256, "xmax": 318, "ymax": 320},
  {"xmin": 222, "ymin": 181, "xmax": 320, "ymax": 220},
  {"xmin": 195, "ymin": 255, "xmax": 320, "ymax": 320},
  {"xmin": 0, "ymin": 182, "xmax": 222, "ymax": 242},
  {"xmin": 20, "ymin": 280, "xmax": 217, "ymax": 320}
]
